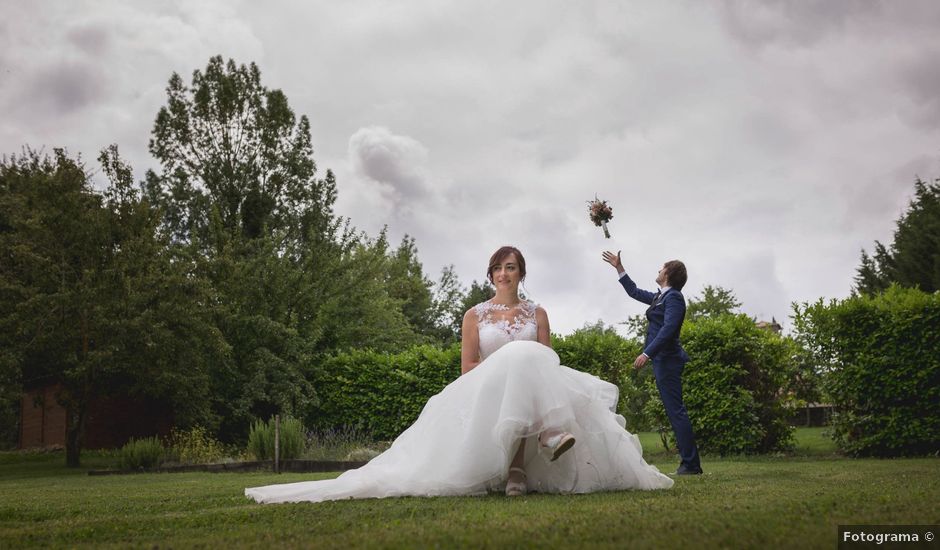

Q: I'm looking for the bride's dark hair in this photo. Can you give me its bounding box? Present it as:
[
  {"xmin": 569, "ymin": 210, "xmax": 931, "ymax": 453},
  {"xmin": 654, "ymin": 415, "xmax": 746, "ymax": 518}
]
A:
[{"xmin": 487, "ymin": 246, "xmax": 526, "ymax": 283}]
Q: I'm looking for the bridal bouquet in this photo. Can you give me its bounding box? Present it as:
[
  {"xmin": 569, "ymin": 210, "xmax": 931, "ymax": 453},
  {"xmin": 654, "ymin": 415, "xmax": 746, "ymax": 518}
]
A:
[{"xmin": 588, "ymin": 196, "xmax": 614, "ymax": 238}]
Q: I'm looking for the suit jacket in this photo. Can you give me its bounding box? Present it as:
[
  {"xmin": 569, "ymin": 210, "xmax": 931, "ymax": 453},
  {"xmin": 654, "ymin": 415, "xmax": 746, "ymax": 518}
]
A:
[{"xmin": 619, "ymin": 272, "xmax": 690, "ymax": 363}]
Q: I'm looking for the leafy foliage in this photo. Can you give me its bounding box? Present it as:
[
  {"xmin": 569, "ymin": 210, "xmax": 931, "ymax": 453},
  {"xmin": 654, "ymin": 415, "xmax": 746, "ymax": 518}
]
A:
[
  {"xmin": 303, "ymin": 425, "xmax": 386, "ymax": 461},
  {"xmin": 855, "ymin": 177, "xmax": 940, "ymax": 295},
  {"xmin": 793, "ymin": 286, "xmax": 940, "ymax": 456},
  {"xmin": 428, "ymin": 265, "xmax": 467, "ymax": 344},
  {"xmin": 309, "ymin": 325, "xmax": 658, "ymax": 440},
  {"xmin": 166, "ymin": 426, "xmax": 226, "ymax": 465},
  {"xmin": 646, "ymin": 315, "xmax": 796, "ymax": 455},
  {"xmin": 0, "ymin": 148, "xmax": 224, "ymax": 465},
  {"xmin": 308, "ymin": 345, "xmax": 462, "ymax": 439},
  {"xmin": 687, "ymin": 285, "xmax": 741, "ymax": 321},
  {"xmin": 143, "ymin": 57, "xmax": 448, "ymax": 443},
  {"xmin": 119, "ymin": 436, "xmax": 165, "ymax": 470},
  {"xmin": 246, "ymin": 415, "xmax": 306, "ymax": 460},
  {"xmin": 147, "ymin": 56, "xmax": 322, "ymax": 243}
]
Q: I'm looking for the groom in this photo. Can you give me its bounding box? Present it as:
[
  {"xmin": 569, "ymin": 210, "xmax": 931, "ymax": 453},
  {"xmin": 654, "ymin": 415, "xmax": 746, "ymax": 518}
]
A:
[{"xmin": 602, "ymin": 251, "xmax": 703, "ymax": 475}]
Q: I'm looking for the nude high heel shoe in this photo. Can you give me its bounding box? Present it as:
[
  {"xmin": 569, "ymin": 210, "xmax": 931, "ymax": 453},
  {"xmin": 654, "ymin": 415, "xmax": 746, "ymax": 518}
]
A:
[{"xmin": 505, "ymin": 467, "xmax": 527, "ymax": 496}]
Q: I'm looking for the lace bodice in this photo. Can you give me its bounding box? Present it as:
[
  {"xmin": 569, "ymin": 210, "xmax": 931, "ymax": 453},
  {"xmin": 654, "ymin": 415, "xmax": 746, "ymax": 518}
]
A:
[{"xmin": 474, "ymin": 300, "xmax": 539, "ymax": 360}]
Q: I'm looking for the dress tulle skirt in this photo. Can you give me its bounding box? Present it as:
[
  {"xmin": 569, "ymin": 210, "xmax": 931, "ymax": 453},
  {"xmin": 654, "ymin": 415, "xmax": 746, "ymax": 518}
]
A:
[{"xmin": 245, "ymin": 341, "xmax": 673, "ymax": 503}]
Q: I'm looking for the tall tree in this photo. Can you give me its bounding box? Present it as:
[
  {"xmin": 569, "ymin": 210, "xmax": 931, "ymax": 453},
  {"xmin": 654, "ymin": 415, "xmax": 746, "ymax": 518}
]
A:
[
  {"xmin": 146, "ymin": 55, "xmax": 328, "ymax": 246},
  {"xmin": 687, "ymin": 285, "xmax": 742, "ymax": 321},
  {"xmin": 429, "ymin": 265, "xmax": 467, "ymax": 343},
  {"xmin": 0, "ymin": 148, "xmax": 222, "ymax": 465},
  {"xmin": 145, "ymin": 57, "xmax": 387, "ymax": 439},
  {"xmin": 385, "ymin": 235, "xmax": 435, "ymax": 336},
  {"xmin": 855, "ymin": 177, "xmax": 940, "ymax": 295}
]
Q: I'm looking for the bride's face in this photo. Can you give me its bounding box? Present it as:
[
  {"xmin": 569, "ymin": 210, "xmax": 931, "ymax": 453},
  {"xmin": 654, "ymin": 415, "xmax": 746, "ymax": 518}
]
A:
[{"xmin": 490, "ymin": 253, "xmax": 522, "ymax": 291}]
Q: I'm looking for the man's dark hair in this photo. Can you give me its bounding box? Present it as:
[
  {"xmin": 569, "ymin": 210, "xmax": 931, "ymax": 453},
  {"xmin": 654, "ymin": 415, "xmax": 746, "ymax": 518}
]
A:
[{"xmin": 664, "ymin": 260, "xmax": 687, "ymax": 291}]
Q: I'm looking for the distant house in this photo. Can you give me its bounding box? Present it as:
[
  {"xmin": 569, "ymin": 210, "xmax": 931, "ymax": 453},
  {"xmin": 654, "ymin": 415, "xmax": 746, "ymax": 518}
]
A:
[
  {"xmin": 19, "ymin": 382, "xmax": 173, "ymax": 450},
  {"xmin": 791, "ymin": 402, "xmax": 833, "ymax": 427},
  {"xmin": 755, "ymin": 317, "xmax": 783, "ymax": 333}
]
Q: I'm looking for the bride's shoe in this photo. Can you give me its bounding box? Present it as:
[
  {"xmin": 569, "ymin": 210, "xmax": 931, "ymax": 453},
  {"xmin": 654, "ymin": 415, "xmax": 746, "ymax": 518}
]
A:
[
  {"xmin": 539, "ymin": 431, "xmax": 576, "ymax": 462},
  {"xmin": 505, "ymin": 467, "xmax": 527, "ymax": 497}
]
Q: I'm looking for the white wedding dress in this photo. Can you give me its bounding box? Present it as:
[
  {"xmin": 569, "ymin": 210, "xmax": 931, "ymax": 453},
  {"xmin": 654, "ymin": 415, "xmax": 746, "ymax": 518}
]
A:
[{"xmin": 245, "ymin": 301, "xmax": 672, "ymax": 503}]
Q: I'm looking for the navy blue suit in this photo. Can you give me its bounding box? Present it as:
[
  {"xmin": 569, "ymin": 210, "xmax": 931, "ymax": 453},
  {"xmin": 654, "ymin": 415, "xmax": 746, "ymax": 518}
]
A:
[{"xmin": 619, "ymin": 271, "xmax": 701, "ymax": 472}]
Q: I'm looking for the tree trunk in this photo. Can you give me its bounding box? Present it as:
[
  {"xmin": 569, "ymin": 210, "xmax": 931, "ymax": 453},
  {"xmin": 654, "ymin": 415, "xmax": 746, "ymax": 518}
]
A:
[
  {"xmin": 65, "ymin": 405, "xmax": 85, "ymax": 468},
  {"xmin": 66, "ymin": 311, "xmax": 91, "ymax": 468}
]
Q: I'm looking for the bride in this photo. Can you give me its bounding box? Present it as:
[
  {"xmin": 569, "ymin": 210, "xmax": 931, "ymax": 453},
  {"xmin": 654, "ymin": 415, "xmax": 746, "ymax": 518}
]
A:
[{"xmin": 245, "ymin": 246, "xmax": 672, "ymax": 503}]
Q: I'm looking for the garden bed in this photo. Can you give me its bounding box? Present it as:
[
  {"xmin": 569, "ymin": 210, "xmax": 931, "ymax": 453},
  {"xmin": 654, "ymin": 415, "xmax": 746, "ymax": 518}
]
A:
[{"xmin": 87, "ymin": 459, "xmax": 367, "ymax": 476}]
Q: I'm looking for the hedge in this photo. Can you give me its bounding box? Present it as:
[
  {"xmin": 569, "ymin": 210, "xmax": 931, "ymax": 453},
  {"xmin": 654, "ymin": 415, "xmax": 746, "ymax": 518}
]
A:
[
  {"xmin": 307, "ymin": 344, "xmax": 462, "ymax": 439},
  {"xmin": 793, "ymin": 286, "xmax": 940, "ymax": 456},
  {"xmin": 306, "ymin": 328, "xmax": 651, "ymax": 439},
  {"xmin": 645, "ymin": 314, "xmax": 796, "ymax": 455}
]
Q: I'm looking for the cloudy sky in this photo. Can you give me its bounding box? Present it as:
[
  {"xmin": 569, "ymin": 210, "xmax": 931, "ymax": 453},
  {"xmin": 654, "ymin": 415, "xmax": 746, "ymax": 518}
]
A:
[{"xmin": 3, "ymin": 1, "xmax": 939, "ymax": 335}]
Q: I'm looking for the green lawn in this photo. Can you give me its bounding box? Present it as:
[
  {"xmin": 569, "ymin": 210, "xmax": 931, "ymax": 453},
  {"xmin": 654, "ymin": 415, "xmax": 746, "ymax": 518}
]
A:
[{"xmin": 1, "ymin": 428, "xmax": 937, "ymax": 549}]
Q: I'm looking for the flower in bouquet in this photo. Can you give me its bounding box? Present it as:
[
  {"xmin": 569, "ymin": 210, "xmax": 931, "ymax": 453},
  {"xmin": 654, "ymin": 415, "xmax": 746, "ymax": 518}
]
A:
[{"xmin": 588, "ymin": 196, "xmax": 614, "ymax": 238}]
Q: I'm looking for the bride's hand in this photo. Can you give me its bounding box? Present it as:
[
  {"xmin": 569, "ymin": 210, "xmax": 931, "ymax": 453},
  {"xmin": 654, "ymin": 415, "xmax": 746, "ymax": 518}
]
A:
[{"xmin": 601, "ymin": 250, "xmax": 624, "ymax": 272}]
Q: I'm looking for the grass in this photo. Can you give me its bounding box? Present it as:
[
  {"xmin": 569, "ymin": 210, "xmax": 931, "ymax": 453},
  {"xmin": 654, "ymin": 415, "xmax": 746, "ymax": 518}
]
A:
[{"xmin": 1, "ymin": 428, "xmax": 937, "ymax": 549}]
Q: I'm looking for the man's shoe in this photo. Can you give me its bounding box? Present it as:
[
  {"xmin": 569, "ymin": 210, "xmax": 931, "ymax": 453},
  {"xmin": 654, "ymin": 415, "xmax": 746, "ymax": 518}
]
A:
[{"xmin": 673, "ymin": 466, "xmax": 703, "ymax": 476}]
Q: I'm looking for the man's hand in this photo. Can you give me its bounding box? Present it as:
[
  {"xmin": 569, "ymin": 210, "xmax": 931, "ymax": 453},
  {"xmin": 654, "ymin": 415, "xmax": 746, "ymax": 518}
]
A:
[
  {"xmin": 633, "ymin": 353, "xmax": 649, "ymax": 369},
  {"xmin": 602, "ymin": 250, "xmax": 624, "ymax": 272}
]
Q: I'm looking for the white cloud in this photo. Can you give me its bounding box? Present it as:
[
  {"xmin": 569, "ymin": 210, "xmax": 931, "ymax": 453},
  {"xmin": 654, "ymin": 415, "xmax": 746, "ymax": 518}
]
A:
[{"xmin": 3, "ymin": 0, "xmax": 940, "ymax": 334}]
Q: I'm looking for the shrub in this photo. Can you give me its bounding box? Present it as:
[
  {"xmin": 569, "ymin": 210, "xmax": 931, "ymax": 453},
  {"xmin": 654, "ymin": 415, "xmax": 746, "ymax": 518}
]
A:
[
  {"xmin": 166, "ymin": 426, "xmax": 226, "ymax": 464},
  {"xmin": 304, "ymin": 426, "xmax": 386, "ymax": 461},
  {"xmin": 646, "ymin": 314, "xmax": 796, "ymax": 455},
  {"xmin": 793, "ymin": 286, "xmax": 940, "ymax": 456},
  {"xmin": 344, "ymin": 447, "xmax": 381, "ymax": 462},
  {"xmin": 307, "ymin": 344, "xmax": 461, "ymax": 439},
  {"xmin": 247, "ymin": 416, "xmax": 305, "ymax": 460},
  {"xmin": 119, "ymin": 436, "xmax": 165, "ymax": 470},
  {"xmin": 309, "ymin": 333, "xmax": 661, "ymax": 440}
]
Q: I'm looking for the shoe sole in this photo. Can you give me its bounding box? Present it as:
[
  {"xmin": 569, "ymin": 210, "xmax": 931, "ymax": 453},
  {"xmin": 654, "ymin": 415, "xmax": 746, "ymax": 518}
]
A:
[{"xmin": 550, "ymin": 435, "xmax": 575, "ymax": 462}]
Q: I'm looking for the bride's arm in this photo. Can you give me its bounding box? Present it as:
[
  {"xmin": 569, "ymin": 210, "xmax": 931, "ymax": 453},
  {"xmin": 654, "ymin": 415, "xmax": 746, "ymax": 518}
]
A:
[
  {"xmin": 536, "ymin": 306, "xmax": 552, "ymax": 349},
  {"xmin": 460, "ymin": 309, "xmax": 481, "ymax": 375}
]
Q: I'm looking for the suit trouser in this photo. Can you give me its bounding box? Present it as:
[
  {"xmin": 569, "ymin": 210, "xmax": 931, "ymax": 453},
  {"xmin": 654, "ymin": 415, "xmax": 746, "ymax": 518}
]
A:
[{"xmin": 653, "ymin": 358, "xmax": 701, "ymax": 470}]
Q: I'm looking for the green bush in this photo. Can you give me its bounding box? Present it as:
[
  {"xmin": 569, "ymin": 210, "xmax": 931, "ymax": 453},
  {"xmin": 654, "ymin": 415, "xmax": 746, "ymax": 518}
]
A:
[
  {"xmin": 247, "ymin": 416, "xmax": 305, "ymax": 460},
  {"xmin": 793, "ymin": 286, "xmax": 940, "ymax": 456},
  {"xmin": 119, "ymin": 436, "xmax": 165, "ymax": 470},
  {"xmin": 309, "ymin": 336, "xmax": 654, "ymax": 439},
  {"xmin": 307, "ymin": 344, "xmax": 462, "ymax": 439},
  {"xmin": 303, "ymin": 426, "xmax": 383, "ymax": 461},
  {"xmin": 646, "ymin": 314, "xmax": 796, "ymax": 455},
  {"xmin": 167, "ymin": 426, "xmax": 226, "ymax": 464},
  {"xmin": 308, "ymin": 318, "xmax": 800, "ymax": 454},
  {"xmin": 310, "ymin": 326, "xmax": 727, "ymax": 441}
]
